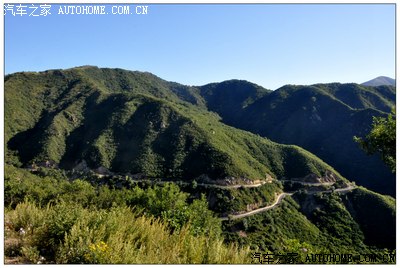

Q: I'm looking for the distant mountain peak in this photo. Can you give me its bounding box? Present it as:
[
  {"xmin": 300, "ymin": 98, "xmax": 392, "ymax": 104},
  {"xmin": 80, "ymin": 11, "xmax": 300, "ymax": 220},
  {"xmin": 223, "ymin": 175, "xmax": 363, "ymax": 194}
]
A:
[{"xmin": 361, "ymin": 76, "xmax": 395, "ymax": 87}]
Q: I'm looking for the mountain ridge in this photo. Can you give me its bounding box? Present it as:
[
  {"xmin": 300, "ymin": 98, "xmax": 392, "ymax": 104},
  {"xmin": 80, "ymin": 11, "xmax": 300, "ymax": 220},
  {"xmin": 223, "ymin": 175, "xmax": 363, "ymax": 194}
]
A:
[
  {"xmin": 362, "ymin": 76, "xmax": 395, "ymax": 87},
  {"xmin": 5, "ymin": 66, "xmax": 395, "ymax": 195},
  {"xmin": 4, "ymin": 66, "xmax": 396, "ymax": 260},
  {"xmin": 5, "ymin": 67, "xmax": 345, "ymax": 185},
  {"xmin": 197, "ymin": 80, "xmax": 395, "ymax": 196}
]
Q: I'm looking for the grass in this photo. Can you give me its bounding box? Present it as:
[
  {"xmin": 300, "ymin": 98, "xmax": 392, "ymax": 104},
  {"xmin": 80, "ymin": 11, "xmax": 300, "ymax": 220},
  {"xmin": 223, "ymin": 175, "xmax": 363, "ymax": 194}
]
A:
[{"xmin": 5, "ymin": 201, "xmax": 251, "ymax": 264}]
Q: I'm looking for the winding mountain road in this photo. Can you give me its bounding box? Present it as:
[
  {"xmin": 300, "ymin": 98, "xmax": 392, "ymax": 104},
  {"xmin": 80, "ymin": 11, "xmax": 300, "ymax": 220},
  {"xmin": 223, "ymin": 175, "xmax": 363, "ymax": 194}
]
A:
[
  {"xmin": 128, "ymin": 178, "xmax": 268, "ymax": 189},
  {"xmin": 220, "ymin": 192, "xmax": 293, "ymax": 221},
  {"xmin": 306, "ymin": 185, "xmax": 356, "ymax": 195},
  {"xmin": 220, "ymin": 184, "xmax": 356, "ymax": 221},
  {"xmin": 196, "ymin": 181, "xmax": 268, "ymax": 189},
  {"xmin": 280, "ymin": 180, "xmax": 335, "ymax": 187},
  {"xmin": 94, "ymin": 171, "xmax": 356, "ymax": 221}
]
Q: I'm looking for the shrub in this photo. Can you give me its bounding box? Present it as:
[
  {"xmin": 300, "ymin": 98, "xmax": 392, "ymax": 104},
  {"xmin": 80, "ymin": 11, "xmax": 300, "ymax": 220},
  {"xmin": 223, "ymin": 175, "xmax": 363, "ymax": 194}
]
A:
[{"xmin": 5, "ymin": 200, "xmax": 250, "ymax": 264}]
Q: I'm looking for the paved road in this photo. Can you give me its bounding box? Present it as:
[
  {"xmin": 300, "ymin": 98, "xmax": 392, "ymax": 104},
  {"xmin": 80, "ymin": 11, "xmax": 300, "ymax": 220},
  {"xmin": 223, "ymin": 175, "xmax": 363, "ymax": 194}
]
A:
[
  {"xmin": 220, "ymin": 192, "xmax": 293, "ymax": 221},
  {"xmin": 95, "ymin": 172, "xmax": 356, "ymax": 221},
  {"xmin": 280, "ymin": 180, "xmax": 335, "ymax": 187},
  {"xmin": 132, "ymin": 178, "xmax": 334, "ymax": 190},
  {"xmin": 332, "ymin": 185, "xmax": 356, "ymax": 194},
  {"xmin": 220, "ymin": 185, "xmax": 356, "ymax": 221},
  {"xmin": 100, "ymin": 172, "xmax": 339, "ymax": 190},
  {"xmin": 306, "ymin": 185, "xmax": 356, "ymax": 195},
  {"xmin": 197, "ymin": 181, "xmax": 267, "ymax": 189},
  {"xmin": 197, "ymin": 180, "xmax": 335, "ymax": 189},
  {"xmin": 128, "ymin": 178, "xmax": 269, "ymax": 189}
]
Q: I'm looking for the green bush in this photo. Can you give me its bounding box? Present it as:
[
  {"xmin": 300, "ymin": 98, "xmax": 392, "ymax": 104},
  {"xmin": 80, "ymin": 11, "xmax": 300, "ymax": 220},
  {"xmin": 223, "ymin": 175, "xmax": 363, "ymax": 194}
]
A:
[{"xmin": 5, "ymin": 201, "xmax": 250, "ymax": 264}]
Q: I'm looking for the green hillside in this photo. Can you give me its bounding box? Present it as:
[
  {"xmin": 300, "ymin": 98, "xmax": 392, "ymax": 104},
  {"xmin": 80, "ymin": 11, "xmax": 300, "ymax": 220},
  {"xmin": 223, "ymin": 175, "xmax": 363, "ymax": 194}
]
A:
[
  {"xmin": 340, "ymin": 187, "xmax": 396, "ymax": 249},
  {"xmin": 199, "ymin": 82, "xmax": 395, "ymax": 196},
  {"xmin": 198, "ymin": 80, "xmax": 271, "ymax": 125},
  {"xmin": 223, "ymin": 189, "xmax": 396, "ymax": 260},
  {"xmin": 5, "ymin": 67, "xmax": 343, "ymax": 184},
  {"xmin": 4, "ymin": 67, "xmax": 396, "ymax": 264},
  {"xmin": 5, "ymin": 164, "xmax": 396, "ymax": 264}
]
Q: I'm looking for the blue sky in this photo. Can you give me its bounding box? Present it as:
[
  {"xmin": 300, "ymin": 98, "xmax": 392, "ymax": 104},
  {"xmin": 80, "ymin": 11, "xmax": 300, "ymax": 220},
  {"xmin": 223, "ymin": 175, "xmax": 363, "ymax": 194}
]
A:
[{"xmin": 5, "ymin": 4, "xmax": 395, "ymax": 90}]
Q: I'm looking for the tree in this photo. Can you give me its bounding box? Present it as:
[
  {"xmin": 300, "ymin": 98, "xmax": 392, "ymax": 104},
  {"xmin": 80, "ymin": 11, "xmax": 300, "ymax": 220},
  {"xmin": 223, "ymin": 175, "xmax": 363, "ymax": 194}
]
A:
[{"xmin": 354, "ymin": 109, "xmax": 395, "ymax": 172}]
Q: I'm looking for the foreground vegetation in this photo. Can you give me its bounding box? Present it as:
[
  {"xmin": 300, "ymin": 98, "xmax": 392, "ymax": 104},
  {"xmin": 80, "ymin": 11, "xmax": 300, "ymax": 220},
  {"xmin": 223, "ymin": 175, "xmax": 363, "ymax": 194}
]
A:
[
  {"xmin": 5, "ymin": 165, "xmax": 395, "ymax": 264},
  {"xmin": 354, "ymin": 109, "xmax": 396, "ymax": 173},
  {"xmin": 6, "ymin": 202, "xmax": 250, "ymax": 264},
  {"xmin": 4, "ymin": 165, "xmax": 250, "ymax": 264}
]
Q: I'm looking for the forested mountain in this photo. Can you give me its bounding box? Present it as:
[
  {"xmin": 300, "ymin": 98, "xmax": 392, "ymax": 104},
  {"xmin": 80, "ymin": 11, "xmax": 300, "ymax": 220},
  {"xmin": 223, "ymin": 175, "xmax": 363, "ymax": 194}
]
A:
[
  {"xmin": 199, "ymin": 81, "xmax": 395, "ymax": 196},
  {"xmin": 5, "ymin": 66, "xmax": 343, "ymax": 183},
  {"xmin": 4, "ymin": 66, "xmax": 395, "ymax": 264}
]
